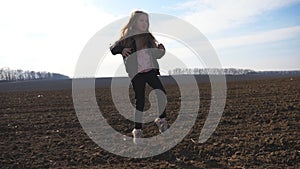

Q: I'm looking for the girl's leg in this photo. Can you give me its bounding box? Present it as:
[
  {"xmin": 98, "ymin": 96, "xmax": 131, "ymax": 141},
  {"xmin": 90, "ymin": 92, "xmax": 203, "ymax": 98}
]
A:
[
  {"xmin": 146, "ymin": 70, "xmax": 167, "ymax": 119},
  {"xmin": 131, "ymin": 74, "xmax": 146, "ymax": 129}
]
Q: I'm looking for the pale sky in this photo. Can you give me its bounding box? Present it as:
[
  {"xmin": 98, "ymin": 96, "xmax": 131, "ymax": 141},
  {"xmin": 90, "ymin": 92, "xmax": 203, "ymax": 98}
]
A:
[{"xmin": 0, "ymin": 0, "xmax": 299, "ymax": 77}]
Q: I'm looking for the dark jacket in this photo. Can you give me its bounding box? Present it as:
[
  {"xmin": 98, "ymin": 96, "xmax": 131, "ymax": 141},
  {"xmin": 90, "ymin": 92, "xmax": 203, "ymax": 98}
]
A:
[{"xmin": 110, "ymin": 33, "xmax": 165, "ymax": 79}]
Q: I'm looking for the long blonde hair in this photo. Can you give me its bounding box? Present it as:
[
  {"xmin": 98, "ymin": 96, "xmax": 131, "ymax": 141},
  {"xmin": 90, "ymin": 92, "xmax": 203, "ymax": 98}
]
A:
[{"xmin": 119, "ymin": 10, "xmax": 157, "ymax": 48}]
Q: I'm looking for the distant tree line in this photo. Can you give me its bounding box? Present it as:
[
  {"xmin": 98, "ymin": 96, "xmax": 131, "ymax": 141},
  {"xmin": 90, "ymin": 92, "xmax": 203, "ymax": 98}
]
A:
[
  {"xmin": 168, "ymin": 68, "xmax": 255, "ymax": 75},
  {"xmin": 0, "ymin": 67, "xmax": 69, "ymax": 81}
]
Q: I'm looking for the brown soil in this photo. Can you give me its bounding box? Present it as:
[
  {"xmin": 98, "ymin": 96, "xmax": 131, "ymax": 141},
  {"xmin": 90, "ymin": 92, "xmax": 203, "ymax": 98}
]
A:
[{"xmin": 0, "ymin": 76, "xmax": 299, "ymax": 168}]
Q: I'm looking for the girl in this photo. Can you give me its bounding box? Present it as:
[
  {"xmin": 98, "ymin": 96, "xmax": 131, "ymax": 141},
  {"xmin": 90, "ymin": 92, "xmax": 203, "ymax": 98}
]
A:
[{"xmin": 110, "ymin": 10, "xmax": 168, "ymax": 144}]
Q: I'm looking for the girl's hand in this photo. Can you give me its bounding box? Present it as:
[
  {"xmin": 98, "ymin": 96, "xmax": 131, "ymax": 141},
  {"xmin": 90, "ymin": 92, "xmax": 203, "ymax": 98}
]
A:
[
  {"xmin": 157, "ymin": 43, "xmax": 165, "ymax": 51},
  {"xmin": 122, "ymin": 48, "xmax": 132, "ymax": 58}
]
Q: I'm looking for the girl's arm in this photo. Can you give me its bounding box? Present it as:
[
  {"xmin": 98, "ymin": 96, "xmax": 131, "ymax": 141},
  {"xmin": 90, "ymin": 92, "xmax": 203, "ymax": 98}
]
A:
[
  {"xmin": 110, "ymin": 40, "xmax": 125, "ymax": 55},
  {"xmin": 151, "ymin": 43, "xmax": 166, "ymax": 59}
]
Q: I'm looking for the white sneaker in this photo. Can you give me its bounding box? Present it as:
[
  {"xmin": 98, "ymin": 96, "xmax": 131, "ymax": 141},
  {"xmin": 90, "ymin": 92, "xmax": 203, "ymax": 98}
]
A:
[
  {"xmin": 155, "ymin": 118, "xmax": 168, "ymax": 134},
  {"xmin": 132, "ymin": 129, "xmax": 143, "ymax": 145}
]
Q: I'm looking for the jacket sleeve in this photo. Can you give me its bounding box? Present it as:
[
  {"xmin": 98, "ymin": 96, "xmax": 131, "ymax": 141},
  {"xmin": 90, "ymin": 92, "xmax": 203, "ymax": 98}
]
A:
[
  {"xmin": 151, "ymin": 46, "xmax": 166, "ymax": 59},
  {"xmin": 147, "ymin": 40, "xmax": 165, "ymax": 59},
  {"xmin": 110, "ymin": 40, "xmax": 125, "ymax": 55}
]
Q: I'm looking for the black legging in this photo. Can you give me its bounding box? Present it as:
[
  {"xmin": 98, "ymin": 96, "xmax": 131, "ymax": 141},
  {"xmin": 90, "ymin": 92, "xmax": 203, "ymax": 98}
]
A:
[{"xmin": 131, "ymin": 69, "xmax": 167, "ymax": 129}]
